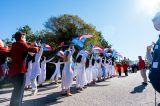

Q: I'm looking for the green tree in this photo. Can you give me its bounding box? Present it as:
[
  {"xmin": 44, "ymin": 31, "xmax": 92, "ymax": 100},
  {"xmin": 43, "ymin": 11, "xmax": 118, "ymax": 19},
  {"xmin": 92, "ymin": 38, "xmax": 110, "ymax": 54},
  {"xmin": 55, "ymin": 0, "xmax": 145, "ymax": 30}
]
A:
[
  {"xmin": 14, "ymin": 25, "xmax": 39, "ymax": 43},
  {"xmin": 44, "ymin": 14, "xmax": 108, "ymax": 49}
]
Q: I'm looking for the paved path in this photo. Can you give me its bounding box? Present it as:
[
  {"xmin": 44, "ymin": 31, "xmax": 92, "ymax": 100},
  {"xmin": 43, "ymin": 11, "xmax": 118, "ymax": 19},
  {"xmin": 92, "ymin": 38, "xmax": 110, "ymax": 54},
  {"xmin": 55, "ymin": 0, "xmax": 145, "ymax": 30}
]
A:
[{"xmin": 0, "ymin": 70, "xmax": 160, "ymax": 106}]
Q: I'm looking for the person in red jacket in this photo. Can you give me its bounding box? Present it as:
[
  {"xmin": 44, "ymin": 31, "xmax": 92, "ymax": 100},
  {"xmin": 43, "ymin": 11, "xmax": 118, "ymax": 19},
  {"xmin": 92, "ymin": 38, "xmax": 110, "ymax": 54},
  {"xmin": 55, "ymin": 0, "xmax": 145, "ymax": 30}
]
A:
[
  {"xmin": 138, "ymin": 56, "xmax": 147, "ymax": 85},
  {"xmin": 0, "ymin": 40, "xmax": 10, "ymax": 81},
  {"xmin": 123, "ymin": 62, "xmax": 128, "ymax": 76},
  {"xmin": 9, "ymin": 32, "xmax": 39, "ymax": 106},
  {"xmin": 116, "ymin": 62, "xmax": 122, "ymax": 77}
]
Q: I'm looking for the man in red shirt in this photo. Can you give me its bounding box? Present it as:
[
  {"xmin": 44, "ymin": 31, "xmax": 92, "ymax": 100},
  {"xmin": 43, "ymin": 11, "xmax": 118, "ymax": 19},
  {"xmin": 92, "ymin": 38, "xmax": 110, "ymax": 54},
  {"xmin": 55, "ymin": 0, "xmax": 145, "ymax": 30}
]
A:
[
  {"xmin": 138, "ymin": 56, "xmax": 147, "ymax": 85},
  {"xmin": 9, "ymin": 32, "xmax": 39, "ymax": 106}
]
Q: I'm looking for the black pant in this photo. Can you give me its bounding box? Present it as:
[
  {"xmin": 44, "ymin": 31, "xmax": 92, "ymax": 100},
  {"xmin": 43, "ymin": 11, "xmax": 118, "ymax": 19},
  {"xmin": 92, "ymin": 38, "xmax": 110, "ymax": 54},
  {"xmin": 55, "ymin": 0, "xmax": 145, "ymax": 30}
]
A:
[
  {"xmin": 10, "ymin": 73, "xmax": 26, "ymax": 106},
  {"xmin": 124, "ymin": 70, "xmax": 128, "ymax": 76},
  {"xmin": 118, "ymin": 69, "xmax": 121, "ymax": 76}
]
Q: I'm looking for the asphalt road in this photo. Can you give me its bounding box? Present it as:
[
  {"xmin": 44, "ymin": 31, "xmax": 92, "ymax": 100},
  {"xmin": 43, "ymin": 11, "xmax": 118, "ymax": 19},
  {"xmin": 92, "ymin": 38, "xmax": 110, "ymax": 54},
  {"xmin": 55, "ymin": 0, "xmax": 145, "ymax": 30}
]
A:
[{"xmin": 0, "ymin": 70, "xmax": 160, "ymax": 106}]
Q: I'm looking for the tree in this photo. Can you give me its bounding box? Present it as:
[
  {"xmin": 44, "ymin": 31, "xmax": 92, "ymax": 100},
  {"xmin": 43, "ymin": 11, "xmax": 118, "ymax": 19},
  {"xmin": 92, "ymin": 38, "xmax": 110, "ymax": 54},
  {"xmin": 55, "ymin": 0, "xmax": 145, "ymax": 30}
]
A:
[
  {"xmin": 13, "ymin": 25, "xmax": 39, "ymax": 43},
  {"xmin": 44, "ymin": 14, "xmax": 109, "ymax": 49}
]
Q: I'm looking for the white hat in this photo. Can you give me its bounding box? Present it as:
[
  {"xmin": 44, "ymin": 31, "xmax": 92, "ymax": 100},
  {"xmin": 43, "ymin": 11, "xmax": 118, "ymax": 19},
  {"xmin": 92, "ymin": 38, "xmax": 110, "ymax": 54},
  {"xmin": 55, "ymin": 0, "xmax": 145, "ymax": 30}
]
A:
[{"xmin": 152, "ymin": 12, "xmax": 160, "ymax": 31}]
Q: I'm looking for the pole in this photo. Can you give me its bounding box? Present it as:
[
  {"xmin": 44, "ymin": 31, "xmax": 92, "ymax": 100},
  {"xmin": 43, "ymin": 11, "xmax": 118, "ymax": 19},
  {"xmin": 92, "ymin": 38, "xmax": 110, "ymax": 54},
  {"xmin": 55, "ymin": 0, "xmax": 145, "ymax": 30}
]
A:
[{"xmin": 155, "ymin": 90, "xmax": 157, "ymax": 106}]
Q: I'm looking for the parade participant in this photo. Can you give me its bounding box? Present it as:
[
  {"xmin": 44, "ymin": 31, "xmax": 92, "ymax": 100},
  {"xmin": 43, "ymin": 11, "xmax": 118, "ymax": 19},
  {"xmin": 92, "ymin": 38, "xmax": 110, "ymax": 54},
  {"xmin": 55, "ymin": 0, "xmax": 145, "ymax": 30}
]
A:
[
  {"xmin": 30, "ymin": 45, "xmax": 43, "ymax": 95},
  {"xmin": 50, "ymin": 59, "xmax": 64, "ymax": 84},
  {"xmin": 97, "ymin": 57, "xmax": 102, "ymax": 81},
  {"xmin": 38, "ymin": 56, "xmax": 54, "ymax": 86},
  {"xmin": 61, "ymin": 44, "xmax": 75, "ymax": 96},
  {"xmin": 122, "ymin": 57, "xmax": 128, "ymax": 76},
  {"xmin": 85, "ymin": 56, "xmax": 93, "ymax": 85},
  {"xmin": 138, "ymin": 56, "xmax": 147, "ymax": 85},
  {"xmin": 0, "ymin": 40, "xmax": 9, "ymax": 81},
  {"xmin": 102, "ymin": 57, "xmax": 109, "ymax": 79},
  {"xmin": 91, "ymin": 58, "xmax": 97, "ymax": 85},
  {"xmin": 108, "ymin": 59, "xmax": 113, "ymax": 78},
  {"xmin": 123, "ymin": 61, "xmax": 128, "ymax": 76},
  {"xmin": 111, "ymin": 58, "xmax": 116, "ymax": 77},
  {"xmin": 25, "ymin": 52, "xmax": 35, "ymax": 89},
  {"xmin": 76, "ymin": 54, "xmax": 87, "ymax": 92},
  {"xmin": 25, "ymin": 60, "xmax": 32, "ymax": 89},
  {"xmin": 9, "ymin": 32, "xmax": 39, "ymax": 106},
  {"xmin": 116, "ymin": 62, "xmax": 122, "ymax": 77}
]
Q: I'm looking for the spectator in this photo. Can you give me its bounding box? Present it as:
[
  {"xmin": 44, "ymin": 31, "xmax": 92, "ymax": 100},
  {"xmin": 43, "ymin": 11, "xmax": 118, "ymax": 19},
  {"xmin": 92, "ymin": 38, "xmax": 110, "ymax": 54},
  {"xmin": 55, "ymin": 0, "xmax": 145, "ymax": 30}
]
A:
[{"xmin": 138, "ymin": 56, "xmax": 147, "ymax": 85}]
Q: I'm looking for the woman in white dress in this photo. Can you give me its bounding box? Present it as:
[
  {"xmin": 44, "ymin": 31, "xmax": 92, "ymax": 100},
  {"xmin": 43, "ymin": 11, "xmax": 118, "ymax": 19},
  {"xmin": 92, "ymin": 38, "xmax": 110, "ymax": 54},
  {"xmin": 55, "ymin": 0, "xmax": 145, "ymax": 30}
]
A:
[
  {"xmin": 50, "ymin": 59, "xmax": 64, "ymax": 84},
  {"xmin": 25, "ymin": 60, "xmax": 32, "ymax": 88},
  {"xmin": 76, "ymin": 54, "xmax": 87, "ymax": 92},
  {"xmin": 91, "ymin": 58, "xmax": 98, "ymax": 85},
  {"xmin": 30, "ymin": 47, "xmax": 43, "ymax": 95},
  {"xmin": 85, "ymin": 56, "xmax": 93, "ymax": 85},
  {"xmin": 97, "ymin": 57, "xmax": 102, "ymax": 81},
  {"xmin": 38, "ymin": 56, "xmax": 54, "ymax": 86},
  {"xmin": 61, "ymin": 45, "xmax": 75, "ymax": 96}
]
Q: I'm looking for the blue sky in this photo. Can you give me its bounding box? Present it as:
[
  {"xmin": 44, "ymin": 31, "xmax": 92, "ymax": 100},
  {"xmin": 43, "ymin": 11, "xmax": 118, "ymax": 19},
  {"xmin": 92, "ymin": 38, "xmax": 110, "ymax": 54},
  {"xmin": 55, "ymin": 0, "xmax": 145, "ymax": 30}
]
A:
[{"xmin": 0, "ymin": 0, "xmax": 160, "ymax": 60}]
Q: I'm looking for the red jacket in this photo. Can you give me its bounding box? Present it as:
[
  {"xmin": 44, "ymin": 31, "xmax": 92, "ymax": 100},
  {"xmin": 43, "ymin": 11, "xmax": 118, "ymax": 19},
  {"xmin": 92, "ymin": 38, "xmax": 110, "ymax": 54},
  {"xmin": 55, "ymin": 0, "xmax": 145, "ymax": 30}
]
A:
[
  {"xmin": 0, "ymin": 46, "xmax": 10, "ymax": 76},
  {"xmin": 9, "ymin": 40, "xmax": 39, "ymax": 78},
  {"xmin": 123, "ymin": 64, "xmax": 128, "ymax": 71},
  {"xmin": 138, "ymin": 59, "xmax": 145, "ymax": 70},
  {"xmin": 116, "ymin": 63, "xmax": 122, "ymax": 70}
]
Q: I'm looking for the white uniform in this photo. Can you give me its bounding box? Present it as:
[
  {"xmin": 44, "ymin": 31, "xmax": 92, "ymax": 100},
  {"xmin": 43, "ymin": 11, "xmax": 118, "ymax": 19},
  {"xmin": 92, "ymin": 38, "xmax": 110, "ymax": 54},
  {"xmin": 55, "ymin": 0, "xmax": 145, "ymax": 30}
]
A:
[
  {"xmin": 92, "ymin": 61, "xmax": 98, "ymax": 80},
  {"xmin": 30, "ymin": 48, "xmax": 43, "ymax": 91},
  {"xmin": 61, "ymin": 46, "xmax": 75, "ymax": 90},
  {"xmin": 25, "ymin": 61, "xmax": 32, "ymax": 87},
  {"xmin": 50, "ymin": 61, "xmax": 64, "ymax": 81},
  {"xmin": 38, "ymin": 57, "xmax": 53, "ymax": 84},
  {"xmin": 97, "ymin": 57, "xmax": 102, "ymax": 78},
  {"xmin": 86, "ymin": 59, "xmax": 93, "ymax": 83},
  {"xmin": 108, "ymin": 60, "xmax": 112, "ymax": 77},
  {"xmin": 76, "ymin": 55, "xmax": 87, "ymax": 88}
]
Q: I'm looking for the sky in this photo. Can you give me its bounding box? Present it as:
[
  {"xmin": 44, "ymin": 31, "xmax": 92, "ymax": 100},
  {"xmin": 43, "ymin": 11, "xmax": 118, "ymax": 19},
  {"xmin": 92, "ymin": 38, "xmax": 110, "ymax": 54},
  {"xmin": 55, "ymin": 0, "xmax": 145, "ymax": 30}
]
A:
[{"xmin": 0, "ymin": 0, "xmax": 160, "ymax": 60}]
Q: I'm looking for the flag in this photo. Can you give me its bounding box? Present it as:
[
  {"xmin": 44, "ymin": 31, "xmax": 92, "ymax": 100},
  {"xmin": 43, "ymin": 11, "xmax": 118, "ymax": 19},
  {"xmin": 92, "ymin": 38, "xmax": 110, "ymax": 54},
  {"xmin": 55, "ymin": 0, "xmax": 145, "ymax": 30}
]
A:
[
  {"xmin": 56, "ymin": 50, "xmax": 65, "ymax": 59},
  {"xmin": 107, "ymin": 53, "xmax": 112, "ymax": 57},
  {"xmin": 59, "ymin": 42, "xmax": 64, "ymax": 47},
  {"xmin": 41, "ymin": 43, "xmax": 52, "ymax": 51},
  {"xmin": 103, "ymin": 48, "xmax": 109, "ymax": 57},
  {"xmin": 116, "ymin": 52, "xmax": 123, "ymax": 58},
  {"xmin": 45, "ymin": 44, "xmax": 52, "ymax": 51},
  {"xmin": 72, "ymin": 34, "xmax": 93, "ymax": 49},
  {"xmin": 84, "ymin": 50, "xmax": 90, "ymax": 57},
  {"xmin": 92, "ymin": 46, "xmax": 103, "ymax": 53},
  {"xmin": 78, "ymin": 34, "xmax": 93, "ymax": 41},
  {"xmin": 72, "ymin": 37, "xmax": 84, "ymax": 49},
  {"xmin": 76, "ymin": 50, "xmax": 85, "ymax": 59},
  {"xmin": 112, "ymin": 50, "xmax": 117, "ymax": 58}
]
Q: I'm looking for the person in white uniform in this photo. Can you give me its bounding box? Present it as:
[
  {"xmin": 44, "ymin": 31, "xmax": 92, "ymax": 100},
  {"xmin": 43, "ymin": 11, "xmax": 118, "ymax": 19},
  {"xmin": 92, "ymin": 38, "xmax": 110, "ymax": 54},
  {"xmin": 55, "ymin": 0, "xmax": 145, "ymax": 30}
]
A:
[
  {"xmin": 30, "ymin": 47, "xmax": 43, "ymax": 95},
  {"xmin": 38, "ymin": 56, "xmax": 54, "ymax": 86},
  {"xmin": 76, "ymin": 54, "xmax": 87, "ymax": 92},
  {"xmin": 61, "ymin": 45, "xmax": 75, "ymax": 96},
  {"xmin": 50, "ymin": 59, "xmax": 64, "ymax": 84}
]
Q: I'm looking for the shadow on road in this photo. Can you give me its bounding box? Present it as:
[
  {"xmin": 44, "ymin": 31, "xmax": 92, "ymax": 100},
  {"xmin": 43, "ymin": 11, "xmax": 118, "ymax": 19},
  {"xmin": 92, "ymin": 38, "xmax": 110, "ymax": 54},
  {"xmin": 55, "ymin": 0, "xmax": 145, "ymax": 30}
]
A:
[
  {"xmin": 130, "ymin": 84, "xmax": 147, "ymax": 94},
  {"xmin": 23, "ymin": 91, "xmax": 64, "ymax": 106}
]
